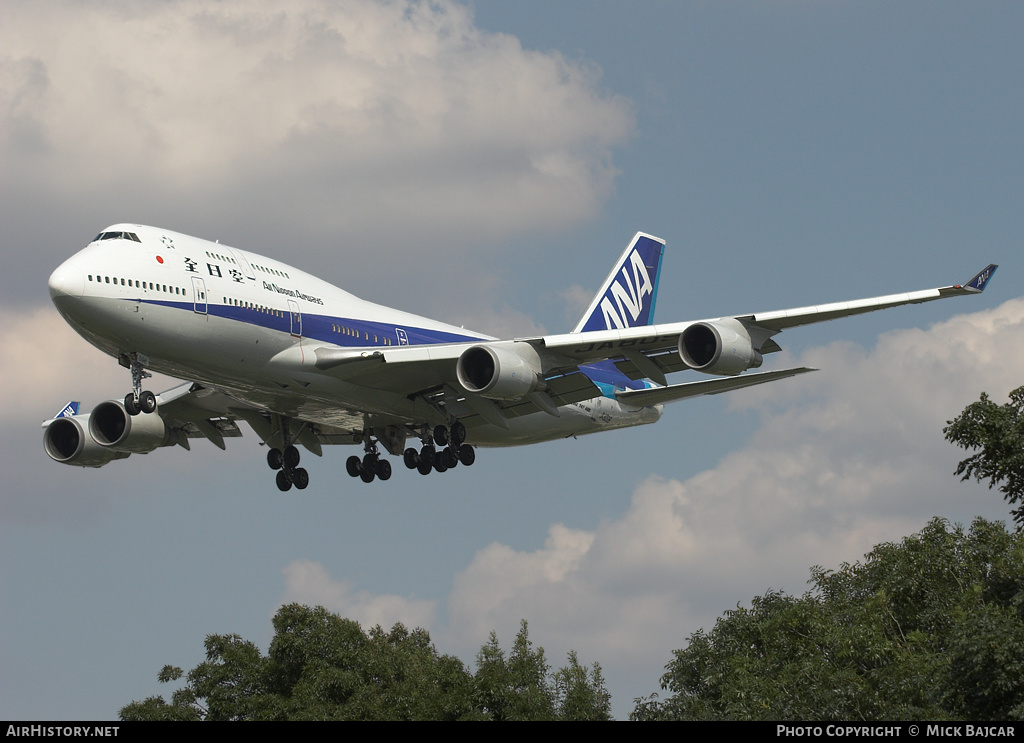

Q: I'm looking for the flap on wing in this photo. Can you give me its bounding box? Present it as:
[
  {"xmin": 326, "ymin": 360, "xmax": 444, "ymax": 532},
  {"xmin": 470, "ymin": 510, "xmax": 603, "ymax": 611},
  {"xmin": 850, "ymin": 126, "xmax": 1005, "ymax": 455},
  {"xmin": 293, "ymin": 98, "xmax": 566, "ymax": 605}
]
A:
[
  {"xmin": 155, "ymin": 383, "xmax": 256, "ymax": 446},
  {"xmin": 496, "ymin": 369, "xmax": 600, "ymax": 419},
  {"xmin": 615, "ymin": 367, "xmax": 816, "ymax": 406}
]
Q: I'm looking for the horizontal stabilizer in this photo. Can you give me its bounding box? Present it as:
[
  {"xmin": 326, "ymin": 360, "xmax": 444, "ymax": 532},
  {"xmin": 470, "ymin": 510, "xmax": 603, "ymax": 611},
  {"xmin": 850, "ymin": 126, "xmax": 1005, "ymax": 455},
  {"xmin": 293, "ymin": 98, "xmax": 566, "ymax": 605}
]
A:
[{"xmin": 615, "ymin": 367, "xmax": 816, "ymax": 406}]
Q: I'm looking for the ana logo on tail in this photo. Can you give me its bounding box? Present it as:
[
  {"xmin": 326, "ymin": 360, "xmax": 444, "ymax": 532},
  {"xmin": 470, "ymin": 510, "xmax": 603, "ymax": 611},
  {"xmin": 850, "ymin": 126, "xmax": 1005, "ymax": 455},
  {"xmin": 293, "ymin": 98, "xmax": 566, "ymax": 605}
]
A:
[
  {"xmin": 574, "ymin": 233, "xmax": 665, "ymax": 333},
  {"xmin": 599, "ymin": 250, "xmax": 655, "ymax": 329}
]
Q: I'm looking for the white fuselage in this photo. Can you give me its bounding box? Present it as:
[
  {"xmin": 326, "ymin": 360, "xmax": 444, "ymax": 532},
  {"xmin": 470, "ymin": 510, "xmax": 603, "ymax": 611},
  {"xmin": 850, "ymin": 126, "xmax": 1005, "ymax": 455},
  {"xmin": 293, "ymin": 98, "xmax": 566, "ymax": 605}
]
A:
[{"xmin": 48, "ymin": 225, "xmax": 661, "ymax": 447}]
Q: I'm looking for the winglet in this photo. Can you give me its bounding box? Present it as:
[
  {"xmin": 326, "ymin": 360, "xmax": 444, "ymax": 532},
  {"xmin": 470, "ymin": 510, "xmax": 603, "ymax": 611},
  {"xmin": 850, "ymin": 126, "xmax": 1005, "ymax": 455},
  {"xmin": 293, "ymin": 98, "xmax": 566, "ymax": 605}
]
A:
[{"xmin": 963, "ymin": 264, "xmax": 998, "ymax": 293}]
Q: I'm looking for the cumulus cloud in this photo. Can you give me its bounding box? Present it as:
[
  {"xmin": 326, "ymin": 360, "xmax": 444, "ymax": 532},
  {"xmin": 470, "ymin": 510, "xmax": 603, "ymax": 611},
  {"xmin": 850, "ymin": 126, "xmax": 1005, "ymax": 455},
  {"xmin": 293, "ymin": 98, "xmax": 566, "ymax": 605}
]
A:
[
  {"xmin": 436, "ymin": 296, "xmax": 1024, "ymax": 699},
  {"xmin": 1, "ymin": 0, "xmax": 633, "ymax": 260},
  {"xmin": 0, "ymin": 307, "xmax": 183, "ymax": 426},
  {"xmin": 281, "ymin": 559, "xmax": 437, "ymax": 631},
  {"xmin": 1, "ymin": 308, "xmax": 128, "ymax": 423}
]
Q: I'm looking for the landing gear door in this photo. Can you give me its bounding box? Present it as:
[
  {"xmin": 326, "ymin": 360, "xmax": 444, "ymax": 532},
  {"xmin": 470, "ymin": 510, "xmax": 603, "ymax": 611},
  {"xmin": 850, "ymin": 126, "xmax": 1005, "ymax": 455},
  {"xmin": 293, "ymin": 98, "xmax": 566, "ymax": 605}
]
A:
[
  {"xmin": 192, "ymin": 277, "xmax": 208, "ymax": 315},
  {"xmin": 288, "ymin": 299, "xmax": 301, "ymax": 337}
]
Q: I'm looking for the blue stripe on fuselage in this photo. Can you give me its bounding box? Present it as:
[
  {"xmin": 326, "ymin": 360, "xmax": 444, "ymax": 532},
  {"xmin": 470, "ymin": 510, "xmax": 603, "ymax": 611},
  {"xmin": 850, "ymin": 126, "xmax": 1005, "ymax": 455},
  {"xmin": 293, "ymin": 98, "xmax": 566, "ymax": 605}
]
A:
[{"xmin": 142, "ymin": 298, "xmax": 485, "ymax": 347}]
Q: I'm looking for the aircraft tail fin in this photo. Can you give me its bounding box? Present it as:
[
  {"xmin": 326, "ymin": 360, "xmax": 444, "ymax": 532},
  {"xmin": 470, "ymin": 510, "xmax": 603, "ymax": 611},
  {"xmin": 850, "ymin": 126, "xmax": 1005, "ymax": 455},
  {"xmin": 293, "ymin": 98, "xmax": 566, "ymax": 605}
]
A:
[
  {"xmin": 964, "ymin": 264, "xmax": 998, "ymax": 293},
  {"xmin": 54, "ymin": 401, "xmax": 80, "ymax": 418},
  {"xmin": 572, "ymin": 232, "xmax": 665, "ymax": 333}
]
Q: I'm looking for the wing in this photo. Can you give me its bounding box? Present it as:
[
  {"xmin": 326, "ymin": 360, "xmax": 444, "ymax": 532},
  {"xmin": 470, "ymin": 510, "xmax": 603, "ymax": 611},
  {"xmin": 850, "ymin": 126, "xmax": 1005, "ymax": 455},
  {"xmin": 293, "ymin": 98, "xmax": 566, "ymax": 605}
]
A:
[
  {"xmin": 533, "ymin": 263, "xmax": 999, "ymax": 381},
  {"xmin": 42, "ymin": 382, "xmax": 367, "ymax": 468},
  {"xmin": 307, "ymin": 263, "xmax": 997, "ymax": 418}
]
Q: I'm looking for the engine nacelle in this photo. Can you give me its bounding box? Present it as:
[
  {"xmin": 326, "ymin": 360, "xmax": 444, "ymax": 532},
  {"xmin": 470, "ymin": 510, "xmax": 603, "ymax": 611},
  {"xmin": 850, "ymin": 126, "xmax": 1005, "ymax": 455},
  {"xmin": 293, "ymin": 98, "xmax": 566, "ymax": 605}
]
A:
[
  {"xmin": 88, "ymin": 400, "xmax": 177, "ymax": 454},
  {"xmin": 679, "ymin": 319, "xmax": 763, "ymax": 376},
  {"xmin": 43, "ymin": 415, "xmax": 130, "ymax": 468},
  {"xmin": 456, "ymin": 343, "xmax": 543, "ymax": 400}
]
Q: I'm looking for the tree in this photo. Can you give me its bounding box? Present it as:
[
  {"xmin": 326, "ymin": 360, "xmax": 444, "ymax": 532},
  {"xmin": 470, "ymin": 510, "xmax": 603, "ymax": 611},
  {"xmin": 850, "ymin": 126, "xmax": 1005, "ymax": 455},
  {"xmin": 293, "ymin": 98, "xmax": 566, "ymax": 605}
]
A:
[
  {"xmin": 945, "ymin": 386, "xmax": 1024, "ymax": 528},
  {"xmin": 121, "ymin": 605, "xmax": 479, "ymax": 721},
  {"xmin": 632, "ymin": 518, "xmax": 1024, "ymax": 721},
  {"xmin": 552, "ymin": 650, "xmax": 612, "ymax": 721},
  {"xmin": 473, "ymin": 620, "xmax": 611, "ymax": 721},
  {"xmin": 120, "ymin": 605, "xmax": 611, "ymax": 721}
]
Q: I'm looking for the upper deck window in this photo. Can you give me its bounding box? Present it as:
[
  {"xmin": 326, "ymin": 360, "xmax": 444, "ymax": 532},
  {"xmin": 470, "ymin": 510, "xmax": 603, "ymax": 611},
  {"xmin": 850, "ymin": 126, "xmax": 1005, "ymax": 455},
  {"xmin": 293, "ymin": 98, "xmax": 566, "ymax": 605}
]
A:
[{"xmin": 93, "ymin": 231, "xmax": 141, "ymax": 243}]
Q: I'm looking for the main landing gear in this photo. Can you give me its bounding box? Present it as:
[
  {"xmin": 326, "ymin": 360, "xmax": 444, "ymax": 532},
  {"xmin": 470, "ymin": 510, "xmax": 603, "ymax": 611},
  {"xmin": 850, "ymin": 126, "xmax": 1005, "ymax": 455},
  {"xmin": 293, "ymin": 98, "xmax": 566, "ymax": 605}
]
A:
[
  {"xmin": 346, "ymin": 423, "xmax": 393, "ymax": 484},
  {"xmin": 267, "ymin": 444, "xmax": 310, "ymax": 492},
  {"xmin": 346, "ymin": 448, "xmax": 393, "ymax": 484},
  {"xmin": 346, "ymin": 420, "xmax": 476, "ymax": 484},
  {"xmin": 266, "ymin": 418, "xmax": 309, "ymax": 492},
  {"xmin": 402, "ymin": 421, "xmax": 475, "ymax": 477},
  {"xmin": 269, "ymin": 418, "xmax": 478, "ymax": 490},
  {"xmin": 122, "ymin": 353, "xmax": 157, "ymax": 416}
]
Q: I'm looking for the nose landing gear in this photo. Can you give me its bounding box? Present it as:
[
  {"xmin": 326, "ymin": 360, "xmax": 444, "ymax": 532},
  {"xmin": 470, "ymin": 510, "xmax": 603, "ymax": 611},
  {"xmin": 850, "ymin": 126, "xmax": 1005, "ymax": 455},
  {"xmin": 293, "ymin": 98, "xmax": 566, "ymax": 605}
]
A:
[{"xmin": 121, "ymin": 353, "xmax": 156, "ymax": 416}]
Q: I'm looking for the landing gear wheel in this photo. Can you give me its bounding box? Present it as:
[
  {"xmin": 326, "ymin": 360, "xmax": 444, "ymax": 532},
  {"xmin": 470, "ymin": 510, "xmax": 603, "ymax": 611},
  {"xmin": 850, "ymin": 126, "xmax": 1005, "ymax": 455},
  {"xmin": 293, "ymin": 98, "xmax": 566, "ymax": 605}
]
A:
[
  {"xmin": 376, "ymin": 460, "xmax": 392, "ymax": 481},
  {"xmin": 361, "ymin": 452, "xmax": 378, "ymax": 475},
  {"xmin": 360, "ymin": 468, "xmax": 376, "ymax": 483},
  {"xmin": 267, "ymin": 448, "xmax": 284, "ymax": 470},
  {"xmin": 458, "ymin": 444, "xmax": 476, "ymax": 466},
  {"xmin": 404, "ymin": 448, "xmax": 419, "ymax": 469},
  {"xmin": 139, "ymin": 390, "xmax": 157, "ymax": 414},
  {"xmin": 346, "ymin": 455, "xmax": 362, "ymax": 478},
  {"xmin": 417, "ymin": 459, "xmax": 433, "ymax": 476},
  {"xmin": 284, "ymin": 445, "xmax": 301, "ymax": 469},
  {"xmin": 419, "ymin": 444, "xmax": 435, "ymax": 468},
  {"xmin": 292, "ymin": 468, "xmax": 309, "ymax": 490},
  {"xmin": 433, "ymin": 424, "xmax": 449, "ymax": 447},
  {"xmin": 433, "ymin": 456, "xmax": 448, "ymax": 473},
  {"xmin": 442, "ymin": 447, "xmax": 458, "ymax": 469},
  {"xmin": 124, "ymin": 394, "xmax": 140, "ymax": 416},
  {"xmin": 450, "ymin": 420, "xmax": 466, "ymax": 446},
  {"xmin": 276, "ymin": 470, "xmax": 292, "ymax": 491}
]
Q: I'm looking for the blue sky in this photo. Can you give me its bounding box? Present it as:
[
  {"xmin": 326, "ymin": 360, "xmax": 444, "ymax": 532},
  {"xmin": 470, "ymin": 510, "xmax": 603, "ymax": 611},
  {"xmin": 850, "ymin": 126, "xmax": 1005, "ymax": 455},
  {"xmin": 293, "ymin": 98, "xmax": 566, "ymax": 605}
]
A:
[{"xmin": 2, "ymin": 0, "xmax": 1022, "ymax": 719}]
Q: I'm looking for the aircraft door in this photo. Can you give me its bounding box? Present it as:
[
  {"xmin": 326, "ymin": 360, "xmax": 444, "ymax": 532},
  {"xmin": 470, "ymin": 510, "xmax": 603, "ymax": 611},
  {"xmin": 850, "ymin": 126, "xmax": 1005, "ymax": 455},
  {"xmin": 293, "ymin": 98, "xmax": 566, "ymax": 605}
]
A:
[
  {"xmin": 228, "ymin": 248, "xmax": 255, "ymax": 280},
  {"xmin": 192, "ymin": 277, "xmax": 208, "ymax": 314},
  {"xmin": 288, "ymin": 299, "xmax": 301, "ymax": 337}
]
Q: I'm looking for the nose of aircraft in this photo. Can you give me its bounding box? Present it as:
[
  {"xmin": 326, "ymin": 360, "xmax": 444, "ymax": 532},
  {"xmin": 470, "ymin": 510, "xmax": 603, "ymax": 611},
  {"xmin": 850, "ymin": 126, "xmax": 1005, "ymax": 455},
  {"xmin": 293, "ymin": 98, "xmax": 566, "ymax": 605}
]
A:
[{"xmin": 48, "ymin": 260, "xmax": 85, "ymax": 301}]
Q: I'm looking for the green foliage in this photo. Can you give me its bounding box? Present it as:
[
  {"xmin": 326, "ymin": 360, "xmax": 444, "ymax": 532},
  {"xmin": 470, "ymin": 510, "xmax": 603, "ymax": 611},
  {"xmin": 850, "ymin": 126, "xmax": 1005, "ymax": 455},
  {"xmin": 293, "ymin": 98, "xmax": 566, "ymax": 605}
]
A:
[
  {"xmin": 632, "ymin": 518, "xmax": 1024, "ymax": 721},
  {"xmin": 945, "ymin": 386, "xmax": 1024, "ymax": 528},
  {"xmin": 120, "ymin": 605, "xmax": 611, "ymax": 721},
  {"xmin": 472, "ymin": 620, "xmax": 612, "ymax": 720},
  {"xmin": 552, "ymin": 650, "xmax": 612, "ymax": 721}
]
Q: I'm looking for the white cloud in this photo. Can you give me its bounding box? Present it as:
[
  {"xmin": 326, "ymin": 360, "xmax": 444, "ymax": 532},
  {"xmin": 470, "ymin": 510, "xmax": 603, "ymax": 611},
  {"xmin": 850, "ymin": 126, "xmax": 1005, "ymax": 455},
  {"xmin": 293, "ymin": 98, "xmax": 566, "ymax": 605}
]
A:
[
  {"xmin": 2, "ymin": 0, "xmax": 633, "ymax": 249},
  {"xmin": 281, "ymin": 559, "xmax": 437, "ymax": 631},
  {"xmin": 0, "ymin": 307, "xmax": 183, "ymax": 426},
  {"xmin": 436, "ymin": 296, "xmax": 1024, "ymax": 699}
]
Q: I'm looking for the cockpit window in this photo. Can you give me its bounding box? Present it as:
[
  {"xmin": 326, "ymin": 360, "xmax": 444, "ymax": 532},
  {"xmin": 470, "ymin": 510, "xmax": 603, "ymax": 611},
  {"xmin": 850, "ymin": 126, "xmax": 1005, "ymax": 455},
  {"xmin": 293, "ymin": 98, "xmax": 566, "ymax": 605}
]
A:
[{"xmin": 93, "ymin": 231, "xmax": 141, "ymax": 243}]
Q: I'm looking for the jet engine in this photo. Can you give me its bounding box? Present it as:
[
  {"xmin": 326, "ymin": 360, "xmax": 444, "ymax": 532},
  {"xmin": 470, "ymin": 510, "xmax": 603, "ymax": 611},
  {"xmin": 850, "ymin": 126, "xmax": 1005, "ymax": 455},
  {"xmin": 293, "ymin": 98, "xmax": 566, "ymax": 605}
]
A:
[
  {"xmin": 43, "ymin": 414, "xmax": 130, "ymax": 468},
  {"xmin": 456, "ymin": 343, "xmax": 543, "ymax": 400},
  {"xmin": 679, "ymin": 319, "xmax": 763, "ymax": 376},
  {"xmin": 88, "ymin": 400, "xmax": 177, "ymax": 454}
]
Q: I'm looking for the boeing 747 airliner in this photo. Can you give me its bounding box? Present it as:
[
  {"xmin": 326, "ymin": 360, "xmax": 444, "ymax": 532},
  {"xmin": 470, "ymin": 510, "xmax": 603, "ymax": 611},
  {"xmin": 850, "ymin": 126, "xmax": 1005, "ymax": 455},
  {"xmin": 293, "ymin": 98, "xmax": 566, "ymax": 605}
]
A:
[{"xmin": 44, "ymin": 225, "xmax": 997, "ymax": 490}]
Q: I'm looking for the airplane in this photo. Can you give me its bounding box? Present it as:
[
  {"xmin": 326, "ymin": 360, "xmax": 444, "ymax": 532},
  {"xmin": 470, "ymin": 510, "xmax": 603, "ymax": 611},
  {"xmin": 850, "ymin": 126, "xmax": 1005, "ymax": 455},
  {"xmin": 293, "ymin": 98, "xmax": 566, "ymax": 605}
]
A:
[{"xmin": 44, "ymin": 225, "xmax": 997, "ymax": 491}]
